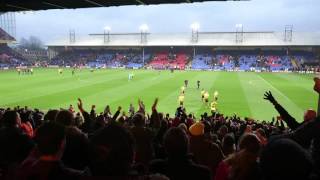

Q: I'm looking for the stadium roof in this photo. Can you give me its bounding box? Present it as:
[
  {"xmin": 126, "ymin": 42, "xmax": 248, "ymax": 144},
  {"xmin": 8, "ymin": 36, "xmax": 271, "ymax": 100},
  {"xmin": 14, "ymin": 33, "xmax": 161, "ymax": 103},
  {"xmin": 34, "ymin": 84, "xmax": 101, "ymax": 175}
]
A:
[
  {"xmin": 0, "ymin": 0, "xmax": 242, "ymax": 12},
  {"xmin": 47, "ymin": 31, "xmax": 320, "ymax": 47},
  {"xmin": 0, "ymin": 27, "xmax": 15, "ymax": 43}
]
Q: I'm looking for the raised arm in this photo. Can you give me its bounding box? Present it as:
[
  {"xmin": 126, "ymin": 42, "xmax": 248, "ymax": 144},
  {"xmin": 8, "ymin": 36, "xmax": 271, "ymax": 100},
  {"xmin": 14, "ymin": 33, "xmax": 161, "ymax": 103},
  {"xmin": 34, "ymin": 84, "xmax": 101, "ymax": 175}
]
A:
[
  {"xmin": 264, "ymin": 91, "xmax": 300, "ymax": 130},
  {"xmin": 138, "ymin": 98, "xmax": 146, "ymax": 115},
  {"xmin": 152, "ymin": 98, "xmax": 159, "ymax": 112},
  {"xmin": 77, "ymin": 98, "xmax": 91, "ymax": 123},
  {"xmin": 314, "ymin": 77, "xmax": 320, "ymax": 114},
  {"xmin": 111, "ymin": 106, "xmax": 122, "ymax": 122}
]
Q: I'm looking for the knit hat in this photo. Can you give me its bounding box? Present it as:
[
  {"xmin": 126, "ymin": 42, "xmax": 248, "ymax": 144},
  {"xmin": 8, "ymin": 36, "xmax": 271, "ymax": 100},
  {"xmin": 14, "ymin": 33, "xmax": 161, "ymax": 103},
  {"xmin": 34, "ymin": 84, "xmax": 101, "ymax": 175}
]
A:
[{"xmin": 189, "ymin": 122, "xmax": 204, "ymax": 136}]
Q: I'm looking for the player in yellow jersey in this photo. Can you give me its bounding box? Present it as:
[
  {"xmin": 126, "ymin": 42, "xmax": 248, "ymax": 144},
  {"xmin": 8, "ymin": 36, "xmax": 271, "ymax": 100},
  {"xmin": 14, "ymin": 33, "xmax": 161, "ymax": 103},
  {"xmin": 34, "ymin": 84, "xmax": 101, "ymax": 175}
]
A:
[
  {"xmin": 201, "ymin": 89, "xmax": 205, "ymax": 101},
  {"xmin": 181, "ymin": 86, "xmax": 186, "ymax": 94},
  {"xmin": 213, "ymin": 90, "xmax": 219, "ymax": 101},
  {"xmin": 178, "ymin": 93, "xmax": 185, "ymax": 106},
  {"xmin": 210, "ymin": 100, "xmax": 218, "ymax": 113},
  {"xmin": 204, "ymin": 91, "xmax": 209, "ymax": 105}
]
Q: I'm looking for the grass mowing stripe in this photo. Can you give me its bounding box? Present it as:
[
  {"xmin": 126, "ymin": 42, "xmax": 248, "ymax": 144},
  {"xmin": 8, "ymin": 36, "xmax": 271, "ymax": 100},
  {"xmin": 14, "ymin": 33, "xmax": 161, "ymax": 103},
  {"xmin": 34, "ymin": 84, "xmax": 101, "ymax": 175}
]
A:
[
  {"xmin": 0, "ymin": 69, "xmax": 316, "ymax": 122},
  {"xmin": 257, "ymin": 73, "xmax": 309, "ymax": 122},
  {"xmin": 259, "ymin": 73, "xmax": 317, "ymax": 110},
  {"xmin": 2, "ymin": 70, "xmax": 152, "ymax": 108},
  {"xmin": 212, "ymin": 72, "xmax": 252, "ymax": 118},
  {"xmin": 30, "ymin": 70, "xmax": 155, "ymax": 110},
  {"xmin": 59, "ymin": 70, "xmax": 186, "ymax": 113},
  {"xmin": 238, "ymin": 72, "xmax": 280, "ymax": 121},
  {"xmin": 274, "ymin": 73, "xmax": 314, "ymax": 93},
  {"xmin": 1, "ymin": 70, "xmax": 127, "ymax": 105}
]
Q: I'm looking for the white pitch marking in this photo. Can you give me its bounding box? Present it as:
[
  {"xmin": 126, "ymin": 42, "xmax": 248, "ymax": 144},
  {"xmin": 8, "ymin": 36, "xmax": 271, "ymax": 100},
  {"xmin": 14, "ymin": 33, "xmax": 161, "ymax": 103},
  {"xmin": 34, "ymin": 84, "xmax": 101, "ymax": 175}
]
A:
[{"xmin": 256, "ymin": 74, "xmax": 303, "ymax": 111}]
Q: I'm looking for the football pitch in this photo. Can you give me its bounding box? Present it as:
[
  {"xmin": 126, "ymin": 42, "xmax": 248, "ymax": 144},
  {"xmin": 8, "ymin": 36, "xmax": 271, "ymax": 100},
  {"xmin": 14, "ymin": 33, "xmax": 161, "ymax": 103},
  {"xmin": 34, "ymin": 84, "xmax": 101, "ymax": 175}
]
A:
[{"xmin": 0, "ymin": 68, "xmax": 317, "ymax": 122}]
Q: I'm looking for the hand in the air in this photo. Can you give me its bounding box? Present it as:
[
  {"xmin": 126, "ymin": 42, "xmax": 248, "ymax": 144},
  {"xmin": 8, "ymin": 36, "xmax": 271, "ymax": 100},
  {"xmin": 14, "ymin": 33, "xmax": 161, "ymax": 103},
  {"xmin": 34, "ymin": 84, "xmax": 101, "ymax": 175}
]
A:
[
  {"xmin": 263, "ymin": 91, "xmax": 277, "ymax": 104},
  {"xmin": 314, "ymin": 77, "xmax": 320, "ymax": 94}
]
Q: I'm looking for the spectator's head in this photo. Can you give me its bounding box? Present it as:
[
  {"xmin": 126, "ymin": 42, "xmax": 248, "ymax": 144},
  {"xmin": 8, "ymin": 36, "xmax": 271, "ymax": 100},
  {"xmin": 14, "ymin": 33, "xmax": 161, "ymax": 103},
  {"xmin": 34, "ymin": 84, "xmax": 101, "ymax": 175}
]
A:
[
  {"xmin": 164, "ymin": 127, "xmax": 189, "ymax": 158},
  {"xmin": 20, "ymin": 110, "xmax": 33, "ymax": 123},
  {"xmin": 203, "ymin": 120, "xmax": 212, "ymax": 134},
  {"xmin": 260, "ymin": 138, "xmax": 313, "ymax": 180},
  {"xmin": 34, "ymin": 122, "xmax": 65, "ymax": 157},
  {"xmin": 44, "ymin": 109, "xmax": 59, "ymax": 122},
  {"xmin": 304, "ymin": 109, "xmax": 316, "ymax": 122},
  {"xmin": 160, "ymin": 119, "xmax": 168, "ymax": 129},
  {"xmin": 222, "ymin": 133, "xmax": 236, "ymax": 156},
  {"xmin": 55, "ymin": 110, "xmax": 74, "ymax": 127},
  {"xmin": 178, "ymin": 123, "xmax": 188, "ymax": 133},
  {"xmin": 239, "ymin": 133, "xmax": 261, "ymax": 154},
  {"xmin": 132, "ymin": 113, "xmax": 145, "ymax": 127},
  {"xmin": 89, "ymin": 124, "xmax": 135, "ymax": 176},
  {"xmin": 33, "ymin": 111, "xmax": 44, "ymax": 127},
  {"xmin": 218, "ymin": 125, "xmax": 228, "ymax": 139},
  {"xmin": 74, "ymin": 113, "xmax": 84, "ymax": 127},
  {"xmin": 104, "ymin": 105, "xmax": 111, "ymax": 114},
  {"xmin": 1, "ymin": 110, "xmax": 21, "ymax": 128},
  {"xmin": 189, "ymin": 122, "xmax": 204, "ymax": 136}
]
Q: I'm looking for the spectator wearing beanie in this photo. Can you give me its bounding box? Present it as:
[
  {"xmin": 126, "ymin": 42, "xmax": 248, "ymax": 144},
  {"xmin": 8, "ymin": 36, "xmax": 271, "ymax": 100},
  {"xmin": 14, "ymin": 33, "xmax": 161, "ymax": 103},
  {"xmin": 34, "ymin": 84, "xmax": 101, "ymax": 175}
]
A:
[
  {"xmin": 150, "ymin": 127, "xmax": 211, "ymax": 180},
  {"xmin": 189, "ymin": 122, "xmax": 224, "ymax": 178}
]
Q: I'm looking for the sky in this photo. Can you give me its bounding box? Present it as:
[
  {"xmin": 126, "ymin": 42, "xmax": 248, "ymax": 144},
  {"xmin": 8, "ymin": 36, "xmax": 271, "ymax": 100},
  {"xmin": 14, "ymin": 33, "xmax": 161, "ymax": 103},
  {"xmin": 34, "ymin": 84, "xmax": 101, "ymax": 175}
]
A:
[{"xmin": 14, "ymin": 0, "xmax": 320, "ymax": 43}]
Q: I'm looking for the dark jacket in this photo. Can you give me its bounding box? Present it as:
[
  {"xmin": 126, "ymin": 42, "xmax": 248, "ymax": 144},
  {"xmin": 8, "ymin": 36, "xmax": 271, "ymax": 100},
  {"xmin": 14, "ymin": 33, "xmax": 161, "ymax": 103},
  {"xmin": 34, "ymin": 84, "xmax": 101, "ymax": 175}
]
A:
[
  {"xmin": 150, "ymin": 156, "xmax": 212, "ymax": 180},
  {"xmin": 273, "ymin": 102, "xmax": 300, "ymax": 130},
  {"xmin": 130, "ymin": 127, "xmax": 154, "ymax": 166},
  {"xmin": 189, "ymin": 135, "xmax": 224, "ymax": 177},
  {"xmin": 0, "ymin": 127, "xmax": 34, "ymax": 179},
  {"xmin": 16, "ymin": 160, "xmax": 84, "ymax": 180},
  {"xmin": 62, "ymin": 127, "xmax": 90, "ymax": 170}
]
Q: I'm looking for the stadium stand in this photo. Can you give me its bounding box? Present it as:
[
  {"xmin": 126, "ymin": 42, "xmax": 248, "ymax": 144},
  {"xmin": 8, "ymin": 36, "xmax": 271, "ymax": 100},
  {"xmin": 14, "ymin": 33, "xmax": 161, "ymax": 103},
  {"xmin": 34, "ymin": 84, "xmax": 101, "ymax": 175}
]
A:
[
  {"xmin": 0, "ymin": 28, "xmax": 15, "ymax": 42},
  {"xmin": 191, "ymin": 54, "xmax": 213, "ymax": 70},
  {"xmin": 0, "ymin": 28, "xmax": 28, "ymax": 68},
  {"xmin": 1, "ymin": 43, "xmax": 317, "ymax": 72},
  {"xmin": 148, "ymin": 52, "xmax": 189, "ymax": 70}
]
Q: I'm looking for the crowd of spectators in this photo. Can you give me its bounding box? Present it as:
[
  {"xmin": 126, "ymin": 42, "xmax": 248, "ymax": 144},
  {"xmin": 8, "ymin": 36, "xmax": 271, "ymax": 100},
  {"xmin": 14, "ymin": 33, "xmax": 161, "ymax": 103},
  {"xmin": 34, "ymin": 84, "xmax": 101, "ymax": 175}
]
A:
[
  {"xmin": 1, "ymin": 78, "xmax": 320, "ymax": 180},
  {"xmin": 1, "ymin": 45, "xmax": 318, "ymax": 72},
  {"xmin": 192, "ymin": 52, "xmax": 317, "ymax": 72},
  {"xmin": 0, "ymin": 44, "xmax": 28, "ymax": 68}
]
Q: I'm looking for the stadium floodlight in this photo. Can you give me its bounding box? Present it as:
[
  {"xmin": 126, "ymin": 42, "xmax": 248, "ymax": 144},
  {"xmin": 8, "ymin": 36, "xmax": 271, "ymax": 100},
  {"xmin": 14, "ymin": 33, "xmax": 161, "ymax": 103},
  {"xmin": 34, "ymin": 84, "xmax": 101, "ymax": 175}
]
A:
[
  {"xmin": 104, "ymin": 26, "xmax": 111, "ymax": 43},
  {"xmin": 235, "ymin": 24, "xmax": 244, "ymax": 43},
  {"xmin": 191, "ymin": 22, "xmax": 200, "ymax": 43},
  {"xmin": 139, "ymin": 24, "xmax": 149, "ymax": 33},
  {"xmin": 235, "ymin": 24, "xmax": 243, "ymax": 28},
  {"xmin": 104, "ymin": 26, "xmax": 111, "ymax": 32},
  {"xmin": 190, "ymin": 22, "xmax": 200, "ymax": 32}
]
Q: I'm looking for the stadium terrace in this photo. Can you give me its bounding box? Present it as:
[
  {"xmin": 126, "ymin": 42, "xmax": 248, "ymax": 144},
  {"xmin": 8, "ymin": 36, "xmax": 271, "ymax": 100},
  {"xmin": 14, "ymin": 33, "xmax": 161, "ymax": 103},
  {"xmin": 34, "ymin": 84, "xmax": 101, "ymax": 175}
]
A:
[{"xmin": 44, "ymin": 31, "xmax": 320, "ymax": 72}]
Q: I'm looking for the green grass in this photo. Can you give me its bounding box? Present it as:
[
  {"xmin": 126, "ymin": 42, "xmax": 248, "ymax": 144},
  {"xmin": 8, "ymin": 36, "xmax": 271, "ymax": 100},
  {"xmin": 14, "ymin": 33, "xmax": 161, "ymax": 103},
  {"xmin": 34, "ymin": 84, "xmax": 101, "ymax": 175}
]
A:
[{"xmin": 0, "ymin": 68, "xmax": 317, "ymax": 122}]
